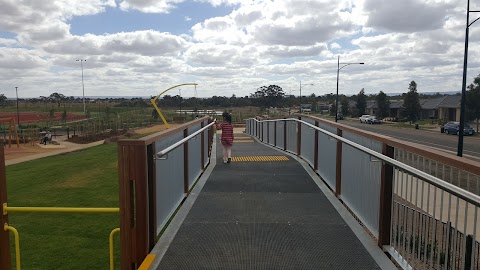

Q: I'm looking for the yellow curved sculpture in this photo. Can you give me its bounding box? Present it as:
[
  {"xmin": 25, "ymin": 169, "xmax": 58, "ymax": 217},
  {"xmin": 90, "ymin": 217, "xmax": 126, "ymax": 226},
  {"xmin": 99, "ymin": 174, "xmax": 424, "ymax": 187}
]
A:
[{"xmin": 151, "ymin": 83, "xmax": 198, "ymax": 128}]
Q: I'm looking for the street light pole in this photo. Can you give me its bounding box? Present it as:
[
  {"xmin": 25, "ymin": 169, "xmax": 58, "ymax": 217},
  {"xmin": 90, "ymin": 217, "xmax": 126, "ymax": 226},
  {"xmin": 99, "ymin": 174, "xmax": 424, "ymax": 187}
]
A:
[
  {"xmin": 336, "ymin": 56, "xmax": 364, "ymax": 122},
  {"xmin": 15, "ymin": 87, "xmax": 19, "ymax": 126},
  {"xmin": 299, "ymin": 80, "xmax": 313, "ymax": 113},
  {"xmin": 76, "ymin": 59, "xmax": 86, "ymax": 114},
  {"xmin": 457, "ymin": 0, "xmax": 480, "ymax": 157}
]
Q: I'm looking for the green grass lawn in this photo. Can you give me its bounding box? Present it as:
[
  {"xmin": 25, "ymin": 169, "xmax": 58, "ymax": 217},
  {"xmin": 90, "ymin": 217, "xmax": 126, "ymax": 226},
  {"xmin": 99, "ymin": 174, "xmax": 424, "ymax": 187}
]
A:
[{"xmin": 6, "ymin": 143, "xmax": 121, "ymax": 269}]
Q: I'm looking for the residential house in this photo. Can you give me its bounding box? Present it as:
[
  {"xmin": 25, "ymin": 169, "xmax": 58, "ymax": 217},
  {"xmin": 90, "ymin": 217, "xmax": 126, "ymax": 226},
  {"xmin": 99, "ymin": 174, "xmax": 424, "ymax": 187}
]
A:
[
  {"xmin": 359, "ymin": 95, "xmax": 461, "ymax": 121},
  {"xmin": 437, "ymin": 95, "xmax": 461, "ymax": 121}
]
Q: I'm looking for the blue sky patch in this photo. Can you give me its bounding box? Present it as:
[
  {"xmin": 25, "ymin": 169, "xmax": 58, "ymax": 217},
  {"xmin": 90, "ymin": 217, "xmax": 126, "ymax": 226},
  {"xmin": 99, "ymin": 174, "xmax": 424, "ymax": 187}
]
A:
[{"xmin": 69, "ymin": 2, "xmax": 236, "ymax": 36}]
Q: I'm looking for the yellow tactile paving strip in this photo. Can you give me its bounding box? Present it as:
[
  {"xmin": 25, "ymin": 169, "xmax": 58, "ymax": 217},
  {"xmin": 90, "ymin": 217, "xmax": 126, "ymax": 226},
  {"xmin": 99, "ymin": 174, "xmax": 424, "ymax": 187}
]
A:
[
  {"xmin": 232, "ymin": 156, "xmax": 289, "ymax": 162},
  {"xmin": 233, "ymin": 140, "xmax": 255, "ymax": 143}
]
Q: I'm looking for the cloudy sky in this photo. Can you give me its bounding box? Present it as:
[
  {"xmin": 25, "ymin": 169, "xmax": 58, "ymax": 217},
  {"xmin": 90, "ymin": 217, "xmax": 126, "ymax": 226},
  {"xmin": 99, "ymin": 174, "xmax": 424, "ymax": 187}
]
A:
[{"xmin": 0, "ymin": 0, "xmax": 479, "ymax": 98}]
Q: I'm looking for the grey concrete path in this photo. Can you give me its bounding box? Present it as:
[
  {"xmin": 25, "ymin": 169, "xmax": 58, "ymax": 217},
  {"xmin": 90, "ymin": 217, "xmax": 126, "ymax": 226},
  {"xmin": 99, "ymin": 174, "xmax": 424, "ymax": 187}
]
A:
[
  {"xmin": 5, "ymin": 135, "xmax": 104, "ymax": 166},
  {"xmin": 150, "ymin": 132, "xmax": 396, "ymax": 269}
]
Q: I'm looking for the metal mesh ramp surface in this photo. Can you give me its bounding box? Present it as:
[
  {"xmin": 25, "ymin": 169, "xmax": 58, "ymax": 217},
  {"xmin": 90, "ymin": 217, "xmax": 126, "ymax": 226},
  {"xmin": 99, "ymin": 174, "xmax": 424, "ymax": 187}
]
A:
[{"xmin": 156, "ymin": 136, "xmax": 382, "ymax": 269}]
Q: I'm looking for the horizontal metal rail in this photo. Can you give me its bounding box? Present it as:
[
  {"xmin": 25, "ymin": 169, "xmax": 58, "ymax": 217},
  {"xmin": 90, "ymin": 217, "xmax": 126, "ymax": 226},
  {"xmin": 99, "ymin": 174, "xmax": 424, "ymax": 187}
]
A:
[
  {"xmin": 4, "ymin": 223, "xmax": 20, "ymax": 270},
  {"xmin": 156, "ymin": 120, "xmax": 215, "ymax": 158},
  {"xmin": 249, "ymin": 118, "xmax": 480, "ymax": 207},
  {"xmin": 3, "ymin": 203, "xmax": 119, "ymax": 214}
]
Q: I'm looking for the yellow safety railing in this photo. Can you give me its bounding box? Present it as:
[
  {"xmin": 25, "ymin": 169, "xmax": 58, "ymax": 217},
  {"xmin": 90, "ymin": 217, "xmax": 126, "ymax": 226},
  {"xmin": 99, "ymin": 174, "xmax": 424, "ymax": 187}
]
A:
[
  {"xmin": 3, "ymin": 204, "xmax": 119, "ymax": 214},
  {"xmin": 4, "ymin": 223, "xmax": 21, "ymax": 270},
  {"xmin": 2, "ymin": 203, "xmax": 120, "ymax": 269},
  {"xmin": 109, "ymin": 228, "xmax": 120, "ymax": 270}
]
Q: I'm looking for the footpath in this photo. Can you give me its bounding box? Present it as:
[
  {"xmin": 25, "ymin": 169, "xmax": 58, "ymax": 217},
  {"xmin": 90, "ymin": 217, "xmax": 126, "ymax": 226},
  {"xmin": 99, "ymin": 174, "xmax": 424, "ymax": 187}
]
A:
[{"xmin": 5, "ymin": 135, "xmax": 104, "ymax": 166}]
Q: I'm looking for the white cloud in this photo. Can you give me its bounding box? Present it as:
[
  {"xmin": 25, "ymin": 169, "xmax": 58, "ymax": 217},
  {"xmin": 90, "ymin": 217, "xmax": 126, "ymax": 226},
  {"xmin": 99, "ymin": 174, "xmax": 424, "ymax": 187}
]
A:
[
  {"xmin": 118, "ymin": 0, "xmax": 184, "ymax": 13},
  {"xmin": 363, "ymin": 0, "xmax": 451, "ymax": 32},
  {"xmin": 0, "ymin": 0, "xmax": 478, "ymax": 98}
]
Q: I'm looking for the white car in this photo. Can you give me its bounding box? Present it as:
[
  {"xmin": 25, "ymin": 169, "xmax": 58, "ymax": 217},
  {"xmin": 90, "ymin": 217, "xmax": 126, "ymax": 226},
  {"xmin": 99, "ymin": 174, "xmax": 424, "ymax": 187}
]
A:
[{"xmin": 359, "ymin": 114, "xmax": 371, "ymax": 123}]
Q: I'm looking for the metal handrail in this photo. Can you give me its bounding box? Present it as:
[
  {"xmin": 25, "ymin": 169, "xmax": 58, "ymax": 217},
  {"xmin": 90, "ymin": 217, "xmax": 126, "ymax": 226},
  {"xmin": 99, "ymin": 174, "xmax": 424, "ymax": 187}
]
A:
[
  {"xmin": 4, "ymin": 223, "xmax": 21, "ymax": 270},
  {"xmin": 249, "ymin": 118, "xmax": 480, "ymax": 206},
  {"xmin": 3, "ymin": 204, "xmax": 119, "ymax": 214},
  {"xmin": 109, "ymin": 228, "xmax": 120, "ymax": 270},
  {"xmin": 156, "ymin": 120, "xmax": 215, "ymax": 158}
]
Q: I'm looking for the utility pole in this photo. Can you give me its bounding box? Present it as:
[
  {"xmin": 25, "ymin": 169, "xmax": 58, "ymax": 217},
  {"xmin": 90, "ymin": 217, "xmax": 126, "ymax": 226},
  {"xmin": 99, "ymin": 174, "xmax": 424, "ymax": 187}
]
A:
[{"xmin": 15, "ymin": 87, "xmax": 19, "ymax": 126}]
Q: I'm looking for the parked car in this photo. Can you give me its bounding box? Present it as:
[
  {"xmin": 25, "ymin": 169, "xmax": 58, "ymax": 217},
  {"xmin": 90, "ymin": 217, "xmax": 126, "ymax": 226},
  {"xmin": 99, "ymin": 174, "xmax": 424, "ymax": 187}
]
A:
[
  {"xmin": 359, "ymin": 115, "xmax": 371, "ymax": 123},
  {"xmin": 367, "ymin": 116, "xmax": 381, "ymax": 124},
  {"xmin": 337, "ymin": 113, "xmax": 344, "ymax": 120},
  {"xmin": 442, "ymin": 121, "xmax": 475, "ymax": 135}
]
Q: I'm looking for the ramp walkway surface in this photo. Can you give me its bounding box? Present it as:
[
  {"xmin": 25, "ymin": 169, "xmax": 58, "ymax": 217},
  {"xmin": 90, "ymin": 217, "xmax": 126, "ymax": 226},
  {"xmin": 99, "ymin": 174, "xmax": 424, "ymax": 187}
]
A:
[{"xmin": 152, "ymin": 132, "xmax": 395, "ymax": 269}]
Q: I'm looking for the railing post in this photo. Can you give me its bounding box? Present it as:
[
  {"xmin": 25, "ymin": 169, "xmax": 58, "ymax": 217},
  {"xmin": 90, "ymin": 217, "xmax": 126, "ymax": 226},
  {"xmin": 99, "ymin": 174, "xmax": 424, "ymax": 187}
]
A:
[
  {"xmin": 274, "ymin": 121, "xmax": 277, "ymax": 146},
  {"xmin": 378, "ymin": 143, "xmax": 394, "ymax": 248},
  {"xmin": 297, "ymin": 116, "xmax": 301, "ymax": 155},
  {"xmin": 146, "ymin": 143, "xmax": 157, "ymax": 250},
  {"xmin": 283, "ymin": 118, "xmax": 287, "ymax": 151},
  {"xmin": 314, "ymin": 121, "xmax": 319, "ymax": 171},
  {"xmin": 267, "ymin": 121, "xmax": 270, "ymax": 144},
  {"xmin": 0, "ymin": 140, "xmax": 12, "ymax": 270},
  {"xmin": 261, "ymin": 121, "xmax": 264, "ymax": 141},
  {"xmin": 464, "ymin": 234, "xmax": 473, "ymax": 270},
  {"xmin": 335, "ymin": 128, "xmax": 343, "ymax": 196},
  {"xmin": 118, "ymin": 143, "xmax": 150, "ymax": 269},
  {"xmin": 201, "ymin": 122, "xmax": 205, "ymax": 171},
  {"xmin": 208, "ymin": 118, "xmax": 213, "ymax": 157},
  {"xmin": 183, "ymin": 128, "xmax": 189, "ymax": 193}
]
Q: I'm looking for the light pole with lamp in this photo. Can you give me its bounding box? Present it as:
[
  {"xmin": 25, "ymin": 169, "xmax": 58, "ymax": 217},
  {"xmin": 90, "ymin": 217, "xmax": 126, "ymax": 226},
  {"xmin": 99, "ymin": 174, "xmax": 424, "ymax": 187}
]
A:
[
  {"xmin": 457, "ymin": 0, "xmax": 479, "ymax": 157},
  {"xmin": 15, "ymin": 87, "xmax": 19, "ymax": 126},
  {"xmin": 336, "ymin": 56, "xmax": 364, "ymax": 122},
  {"xmin": 76, "ymin": 59, "xmax": 86, "ymax": 114},
  {"xmin": 299, "ymin": 81, "xmax": 313, "ymax": 113}
]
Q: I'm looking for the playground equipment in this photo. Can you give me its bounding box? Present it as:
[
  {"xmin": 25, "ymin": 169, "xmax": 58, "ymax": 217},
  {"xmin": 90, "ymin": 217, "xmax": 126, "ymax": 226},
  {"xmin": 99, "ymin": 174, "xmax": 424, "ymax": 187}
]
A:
[
  {"xmin": 0, "ymin": 117, "xmax": 19, "ymax": 148},
  {"xmin": 150, "ymin": 83, "xmax": 198, "ymax": 129}
]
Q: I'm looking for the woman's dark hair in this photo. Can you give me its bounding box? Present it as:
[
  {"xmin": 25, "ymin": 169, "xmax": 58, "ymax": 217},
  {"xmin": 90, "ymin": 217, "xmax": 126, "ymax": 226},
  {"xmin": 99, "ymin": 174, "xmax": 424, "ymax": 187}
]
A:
[{"xmin": 223, "ymin": 113, "xmax": 232, "ymax": 124}]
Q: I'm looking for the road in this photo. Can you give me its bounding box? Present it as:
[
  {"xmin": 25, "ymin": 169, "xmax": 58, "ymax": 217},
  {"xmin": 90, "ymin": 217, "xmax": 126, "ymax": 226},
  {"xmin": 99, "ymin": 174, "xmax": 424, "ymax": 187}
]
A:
[{"xmin": 338, "ymin": 120, "xmax": 480, "ymax": 161}]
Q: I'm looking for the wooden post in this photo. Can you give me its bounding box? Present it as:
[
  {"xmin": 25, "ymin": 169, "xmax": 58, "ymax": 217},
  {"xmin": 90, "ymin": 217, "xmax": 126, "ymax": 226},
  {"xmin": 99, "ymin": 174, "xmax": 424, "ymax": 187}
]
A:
[
  {"xmin": 147, "ymin": 143, "xmax": 157, "ymax": 250},
  {"xmin": 201, "ymin": 122, "xmax": 205, "ymax": 171},
  {"xmin": 0, "ymin": 140, "xmax": 11, "ymax": 270},
  {"xmin": 335, "ymin": 128, "xmax": 343, "ymax": 196},
  {"xmin": 118, "ymin": 143, "xmax": 150, "ymax": 269},
  {"xmin": 314, "ymin": 121, "xmax": 319, "ymax": 171},
  {"xmin": 183, "ymin": 128, "xmax": 189, "ymax": 193},
  {"xmin": 378, "ymin": 143, "xmax": 394, "ymax": 248},
  {"xmin": 297, "ymin": 116, "xmax": 301, "ymax": 155}
]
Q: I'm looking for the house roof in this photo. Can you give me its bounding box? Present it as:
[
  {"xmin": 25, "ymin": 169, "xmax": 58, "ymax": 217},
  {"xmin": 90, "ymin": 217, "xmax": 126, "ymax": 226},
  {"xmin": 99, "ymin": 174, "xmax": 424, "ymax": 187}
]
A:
[
  {"xmin": 438, "ymin": 95, "xmax": 461, "ymax": 108},
  {"xmin": 420, "ymin": 96, "xmax": 446, "ymax": 110}
]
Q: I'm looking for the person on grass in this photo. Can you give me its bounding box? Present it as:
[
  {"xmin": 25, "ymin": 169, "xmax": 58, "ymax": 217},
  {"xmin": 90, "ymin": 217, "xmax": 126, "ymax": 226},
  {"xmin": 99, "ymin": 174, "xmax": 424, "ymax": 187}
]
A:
[{"xmin": 216, "ymin": 112, "xmax": 234, "ymax": 164}]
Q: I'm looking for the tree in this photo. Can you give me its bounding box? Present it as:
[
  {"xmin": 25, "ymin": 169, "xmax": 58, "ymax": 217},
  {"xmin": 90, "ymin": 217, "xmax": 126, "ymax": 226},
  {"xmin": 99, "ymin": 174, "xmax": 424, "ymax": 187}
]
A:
[
  {"xmin": 250, "ymin": 85, "xmax": 285, "ymax": 108},
  {"xmin": 0, "ymin": 94, "xmax": 6, "ymax": 106},
  {"xmin": 375, "ymin": 91, "xmax": 390, "ymax": 119},
  {"xmin": 62, "ymin": 108, "xmax": 67, "ymax": 124},
  {"xmin": 402, "ymin": 81, "xmax": 422, "ymax": 123},
  {"xmin": 49, "ymin": 92, "xmax": 66, "ymax": 108},
  {"xmin": 356, "ymin": 88, "xmax": 367, "ymax": 116},
  {"xmin": 466, "ymin": 74, "xmax": 480, "ymax": 131},
  {"xmin": 340, "ymin": 97, "xmax": 350, "ymax": 116}
]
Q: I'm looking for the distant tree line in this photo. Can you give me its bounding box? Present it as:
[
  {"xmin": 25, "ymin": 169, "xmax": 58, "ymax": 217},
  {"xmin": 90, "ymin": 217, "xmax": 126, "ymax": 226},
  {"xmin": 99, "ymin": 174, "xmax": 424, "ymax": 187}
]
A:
[{"xmin": 2, "ymin": 75, "xmax": 480, "ymax": 124}]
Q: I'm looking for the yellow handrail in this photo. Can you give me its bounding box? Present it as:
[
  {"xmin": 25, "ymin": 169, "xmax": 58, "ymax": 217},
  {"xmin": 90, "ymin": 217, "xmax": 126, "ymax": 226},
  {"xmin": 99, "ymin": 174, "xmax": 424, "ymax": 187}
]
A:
[
  {"xmin": 4, "ymin": 223, "xmax": 21, "ymax": 270},
  {"xmin": 109, "ymin": 228, "xmax": 120, "ymax": 270},
  {"xmin": 3, "ymin": 204, "xmax": 119, "ymax": 214}
]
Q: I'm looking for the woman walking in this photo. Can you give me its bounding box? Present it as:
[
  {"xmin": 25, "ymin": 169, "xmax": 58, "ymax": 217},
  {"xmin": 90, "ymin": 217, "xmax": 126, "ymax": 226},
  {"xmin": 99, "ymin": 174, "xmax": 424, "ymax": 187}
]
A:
[{"xmin": 216, "ymin": 112, "xmax": 234, "ymax": 164}]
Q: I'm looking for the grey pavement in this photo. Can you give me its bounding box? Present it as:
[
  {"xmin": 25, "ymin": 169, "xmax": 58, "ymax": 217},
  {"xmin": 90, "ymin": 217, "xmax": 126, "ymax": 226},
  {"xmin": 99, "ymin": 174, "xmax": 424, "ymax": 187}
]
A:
[
  {"xmin": 5, "ymin": 135, "xmax": 104, "ymax": 166},
  {"xmin": 150, "ymin": 132, "xmax": 396, "ymax": 269}
]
